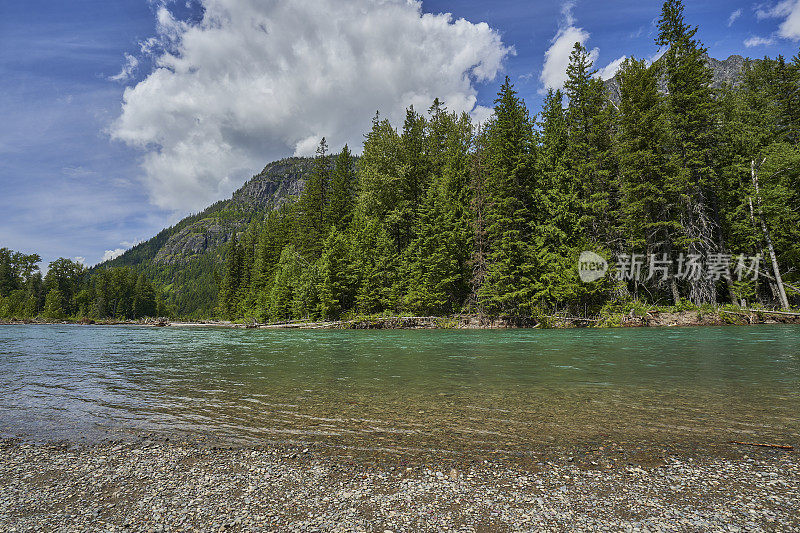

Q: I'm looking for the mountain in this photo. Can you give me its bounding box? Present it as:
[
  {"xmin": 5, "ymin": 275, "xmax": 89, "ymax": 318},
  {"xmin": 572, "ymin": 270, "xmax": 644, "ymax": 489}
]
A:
[
  {"xmin": 100, "ymin": 157, "xmax": 315, "ymax": 316},
  {"xmin": 604, "ymin": 54, "xmax": 749, "ymax": 104}
]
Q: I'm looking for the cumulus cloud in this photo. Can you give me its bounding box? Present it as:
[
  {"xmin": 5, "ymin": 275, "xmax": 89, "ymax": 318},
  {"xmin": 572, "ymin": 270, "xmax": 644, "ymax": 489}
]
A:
[
  {"xmin": 101, "ymin": 249, "xmax": 126, "ymax": 263},
  {"xmin": 110, "ymin": 0, "xmax": 511, "ymax": 213},
  {"xmin": 744, "ymin": 35, "xmax": 776, "ymax": 47},
  {"xmin": 540, "ymin": 2, "xmax": 599, "ymax": 92},
  {"xmin": 756, "ymin": 0, "xmax": 800, "ymax": 40},
  {"xmin": 728, "ymin": 9, "xmax": 743, "ymax": 27},
  {"xmin": 596, "ymin": 56, "xmax": 627, "ymax": 81},
  {"xmin": 540, "ymin": 2, "xmax": 623, "ymax": 89},
  {"xmin": 541, "ymin": 26, "xmax": 597, "ymax": 91}
]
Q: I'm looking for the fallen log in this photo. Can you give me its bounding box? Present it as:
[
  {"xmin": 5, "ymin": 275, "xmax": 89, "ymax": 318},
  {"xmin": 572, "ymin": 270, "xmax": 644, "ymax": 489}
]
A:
[{"xmin": 744, "ymin": 309, "xmax": 800, "ymax": 318}]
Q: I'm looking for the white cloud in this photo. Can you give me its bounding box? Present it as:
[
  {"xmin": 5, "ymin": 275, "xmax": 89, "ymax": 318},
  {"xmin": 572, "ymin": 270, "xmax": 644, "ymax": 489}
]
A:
[
  {"xmin": 596, "ymin": 56, "xmax": 627, "ymax": 81},
  {"xmin": 728, "ymin": 9, "xmax": 743, "ymax": 27},
  {"xmin": 644, "ymin": 47, "xmax": 668, "ymax": 66},
  {"xmin": 756, "ymin": 0, "xmax": 800, "ymax": 40},
  {"xmin": 109, "ymin": 53, "xmax": 139, "ymax": 82},
  {"xmin": 74, "ymin": 257, "xmax": 86, "ymax": 265},
  {"xmin": 110, "ymin": 0, "xmax": 511, "ymax": 213},
  {"xmin": 540, "ymin": 24, "xmax": 598, "ymax": 91},
  {"xmin": 61, "ymin": 166, "xmax": 96, "ymax": 178},
  {"xmin": 744, "ymin": 35, "xmax": 777, "ymax": 47},
  {"xmin": 101, "ymin": 249, "xmax": 126, "ymax": 263}
]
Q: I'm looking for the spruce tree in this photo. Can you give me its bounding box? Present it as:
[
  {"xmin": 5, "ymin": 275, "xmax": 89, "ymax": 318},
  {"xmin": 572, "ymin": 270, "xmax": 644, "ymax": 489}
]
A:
[
  {"xmin": 563, "ymin": 42, "xmax": 617, "ymax": 245},
  {"xmin": 479, "ymin": 78, "xmax": 537, "ymax": 316},
  {"xmin": 656, "ymin": 0, "xmax": 720, "ymax": 304},
  {"xmin": 218, "ymin": 232, "xmax": 242, "ymax": 319},
  {"xmin": 616, "ymin": 57, "xmax": 681, "ymax": 302},
  {"xmin": 318, "ymin": 228, "xmax": 356, "ymax": 319},
  {"xmin": 297, "ymin": 138, "xmax": 331, "ymax": 259},
  {"xmin": 326, "ymin": 145, "xmax": 356, "ymax": 228}
]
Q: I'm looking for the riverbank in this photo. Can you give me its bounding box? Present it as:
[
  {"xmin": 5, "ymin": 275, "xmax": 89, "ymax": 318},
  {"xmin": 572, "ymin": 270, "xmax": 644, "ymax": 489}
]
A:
[
  {"xmin": 3, "ymin": 308, "xmax": 800, "ymax": 329},
  {"xmin": 1, "ymin": 438, "xmax": 798, "ymax": 531}
]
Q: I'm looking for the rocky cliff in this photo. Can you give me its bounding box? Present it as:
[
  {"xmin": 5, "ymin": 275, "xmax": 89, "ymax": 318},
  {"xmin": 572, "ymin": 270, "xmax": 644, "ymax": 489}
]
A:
[
  {"xmin": 104, "ymin": 157, "xmax": 313, "ymax": 269},
  {"xmin": 604, "ymin": 54, "xmax": 749, "ymax": 104}
]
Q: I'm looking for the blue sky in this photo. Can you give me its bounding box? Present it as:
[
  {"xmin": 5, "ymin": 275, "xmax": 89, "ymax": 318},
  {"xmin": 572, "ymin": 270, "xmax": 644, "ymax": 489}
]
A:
[{"xmin": 1, "ymin": 0, "xmax": 799, "ymax": 268}]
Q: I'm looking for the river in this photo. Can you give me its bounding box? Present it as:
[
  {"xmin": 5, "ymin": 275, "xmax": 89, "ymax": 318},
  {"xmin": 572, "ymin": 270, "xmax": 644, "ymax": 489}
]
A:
[{"xmin": 1, "ymin": 325, "xmax": 798, "ymax": 454}]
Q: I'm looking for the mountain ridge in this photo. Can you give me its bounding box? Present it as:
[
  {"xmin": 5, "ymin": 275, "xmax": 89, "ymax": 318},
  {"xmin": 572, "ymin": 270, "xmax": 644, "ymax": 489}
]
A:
[{"xmin": 603, "ymin": 53, "xmax": 749, "ymax": 103}]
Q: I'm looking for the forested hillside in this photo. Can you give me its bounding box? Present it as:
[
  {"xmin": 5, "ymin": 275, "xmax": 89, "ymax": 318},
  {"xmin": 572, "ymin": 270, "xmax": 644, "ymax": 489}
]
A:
[
  {"xmin": 99, "ymin": 158, "xmax": 314, "ymax": 316},
  {"xmin": 2, "ymin": 0, "xmax": 798, "ymax": 322},
  {"xmin": 217, "ymin": 0, "xmax": 800, "ymax": 322}
]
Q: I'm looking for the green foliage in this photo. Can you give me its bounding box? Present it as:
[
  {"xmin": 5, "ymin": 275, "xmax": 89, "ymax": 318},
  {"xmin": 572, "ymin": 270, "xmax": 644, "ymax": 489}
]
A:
[
  {"xmin": 212, "ymin": 8, "xmax": 799, "ymax": 322},
  {"xmin": 0, "ymin": 248, "xmax": 164, "ymax": 320},
  {"xmin": 478, "ymin": 77, "xmax": 537, "ymax": 316},
  {"xmin": 13, "ymin": 1, "xmax": 799, "ymax": 323}
]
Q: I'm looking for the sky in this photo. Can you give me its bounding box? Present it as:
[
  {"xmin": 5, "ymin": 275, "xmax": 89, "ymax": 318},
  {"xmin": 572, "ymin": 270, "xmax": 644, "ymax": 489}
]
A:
[{"xmin": 1, "ymin": 0, "xmax": 799, "ymax": 268}]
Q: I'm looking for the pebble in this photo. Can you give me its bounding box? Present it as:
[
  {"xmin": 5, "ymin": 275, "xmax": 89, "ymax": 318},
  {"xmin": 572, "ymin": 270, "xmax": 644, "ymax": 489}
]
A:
[{"xmin": 0, "ymin": 439, "xmax": 798, "ymax": 531}]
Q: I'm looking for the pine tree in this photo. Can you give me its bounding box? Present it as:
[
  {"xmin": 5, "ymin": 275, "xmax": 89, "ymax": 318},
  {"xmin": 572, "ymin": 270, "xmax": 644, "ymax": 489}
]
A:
[
  {"xmin": 326, "ymin": 145, "xmax": 357, "ymax": 228},
  {"xmin": 297, "ymin": 138, "xmax": 331, "ymax": 259},
  {"xmin": 479, "ymin": 77, "xmax": 537, "ymax": 316},
  {"xmin": 616, "ymin": 57, "xmax": 682, "ymax": 302},
  {"xmin": 218, "ymin": 232, "xmax": 242, "ymax": 319},
  {"xmin": 656, "ymin": 0, "xmax": 721, "ymax": 304}
]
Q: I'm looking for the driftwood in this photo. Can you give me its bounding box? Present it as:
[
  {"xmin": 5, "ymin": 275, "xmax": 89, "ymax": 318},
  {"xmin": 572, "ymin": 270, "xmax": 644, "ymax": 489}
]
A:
[
  {"xmin": 744, "ymin": 308, "xmax": 800, "ymax": 318},
  {"xmin": 544, "ymin": 315, "xmax": 600, "ymax": 323},
  {"xmin": 730, "ymin": 441, "xmax": 794, "ymax": 450}
]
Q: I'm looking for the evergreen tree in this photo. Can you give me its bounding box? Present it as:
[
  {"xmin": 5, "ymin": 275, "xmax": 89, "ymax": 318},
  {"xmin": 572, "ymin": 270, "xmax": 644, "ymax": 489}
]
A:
[
  {"xmin": 318, "ymin": 228, "xmax": 357, "ymax": 319},
  {"xmin": 326, "ymin": 145, "xmax": 357, "ymax": 228},
  {"xmin": 352, "ymin": 218, "xmax": 401, "ymax": 314},
  {"xmin": 531, "ymin": 89, "xmax": 583, "ymax": 308},
  {"xmin": 616, "ymin": 57, "xmax": 682, "ymax": 302},
  {"xmin": 218, "ymin": 232, "xmax": 242, "ymax": 319},
  {"xmin": 479, "ymin": 78, "xmax": 537, "ymax": 316},
  {"xmin": 656, "ymin": 0, "xmax": 721, "ymax": 304},
  {"xmin": 563, "ymin": 43, "xmax": 618, "ymax": 245},
  {"xmin": 356, "ymin": 112, "xmax": 403, "ymax": 222},
  {"xmin": 297, "ymin": 138, "xmax": 331, "ymax": 259},
  {"xmin": 268, "ymin": 245, "xmax": 302, "ymax": 321}
]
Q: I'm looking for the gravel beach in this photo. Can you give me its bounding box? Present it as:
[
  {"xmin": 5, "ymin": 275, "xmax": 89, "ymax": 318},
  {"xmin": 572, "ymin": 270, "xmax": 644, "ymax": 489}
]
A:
[{"xmin": 1, "ymin": 438, "xmax": 798, "ymax": 532}]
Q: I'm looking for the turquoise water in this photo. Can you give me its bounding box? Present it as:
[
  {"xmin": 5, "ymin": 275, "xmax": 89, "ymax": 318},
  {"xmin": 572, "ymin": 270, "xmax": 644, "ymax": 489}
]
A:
[{"xmin": 1, "ymin": 325, "xmax": 799, "ymax": 452}]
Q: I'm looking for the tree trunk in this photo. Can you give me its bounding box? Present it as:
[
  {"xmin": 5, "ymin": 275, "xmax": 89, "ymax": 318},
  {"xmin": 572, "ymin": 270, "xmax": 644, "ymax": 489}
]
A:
[
  {"xmin": 752, "ymin": 160, "xmax": 790, "ymax": 311},
  {"xmin": 670, "ymin": 278, "xmax": 681, "ymax": 305},
  {"xmin": 683, "ymin": 197, "xmax": 717, "ymax": 305}
]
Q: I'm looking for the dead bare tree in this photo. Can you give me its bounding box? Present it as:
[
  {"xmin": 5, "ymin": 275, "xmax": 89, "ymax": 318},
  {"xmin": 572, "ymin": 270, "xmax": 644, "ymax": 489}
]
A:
[{"xmin": 751, "ymin": 158, "xmax": 790, "ymax": 311}]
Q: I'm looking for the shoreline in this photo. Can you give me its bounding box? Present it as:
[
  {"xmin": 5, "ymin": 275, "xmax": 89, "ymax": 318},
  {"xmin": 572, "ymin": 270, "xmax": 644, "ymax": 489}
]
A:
[
  {"xmin": 2, "ymin": 436, "xmax": 798, "ymax": 531},
  {"xmin": 3, "ymin": 309, "xmax": 800, "ymax": 329}
]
